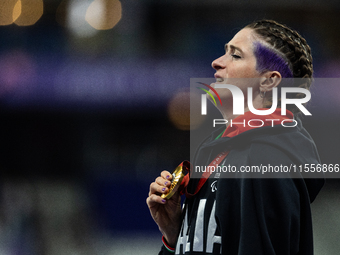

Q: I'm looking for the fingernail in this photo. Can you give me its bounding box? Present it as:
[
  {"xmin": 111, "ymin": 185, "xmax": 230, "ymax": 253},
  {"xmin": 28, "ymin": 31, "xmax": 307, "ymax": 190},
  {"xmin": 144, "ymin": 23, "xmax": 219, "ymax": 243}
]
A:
[
  {"xmin": 162, "ymin": 187, "xmax": 166, "ymax": 192},
  {"xmin": 166, "ymin": 175, "xmax": 170, "ymax": 179},
  {"xmin": 164, "ymin": 181, "xmax": 168, "ymax": 185},
  {"xmin": 162, "ymin": 199, "xmax": 166, "ymax": 203}
]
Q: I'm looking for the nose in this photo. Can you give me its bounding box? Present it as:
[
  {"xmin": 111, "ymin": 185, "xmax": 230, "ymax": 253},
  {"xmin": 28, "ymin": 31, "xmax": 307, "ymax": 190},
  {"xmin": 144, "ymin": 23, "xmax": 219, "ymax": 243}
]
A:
[{"xmin": 211, "ymin": 55, "xmax": 226, "ymax": 71}]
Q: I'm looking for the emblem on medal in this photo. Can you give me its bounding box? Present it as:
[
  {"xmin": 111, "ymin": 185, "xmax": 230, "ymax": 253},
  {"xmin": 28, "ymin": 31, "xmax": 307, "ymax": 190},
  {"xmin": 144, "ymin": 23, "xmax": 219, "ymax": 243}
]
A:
[{"xmin": 161, "ymin": 161, "xmax": 190, "ymax": 200}]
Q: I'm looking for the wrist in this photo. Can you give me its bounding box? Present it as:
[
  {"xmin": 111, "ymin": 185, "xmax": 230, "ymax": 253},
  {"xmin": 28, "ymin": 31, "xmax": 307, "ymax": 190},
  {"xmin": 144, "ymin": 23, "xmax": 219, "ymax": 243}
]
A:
[
  {"xmin": 162, "ymin": 235, "xmax": 175, "ymax": 253},
  {"xmin": 160, "ymin": 227, "xmax": 180, "ymax": 248}
]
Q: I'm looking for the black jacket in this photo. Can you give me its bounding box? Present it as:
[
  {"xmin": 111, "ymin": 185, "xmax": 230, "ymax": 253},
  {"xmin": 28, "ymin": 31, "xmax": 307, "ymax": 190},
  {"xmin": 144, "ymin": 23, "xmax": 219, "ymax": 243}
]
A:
[{"xmin": 160, "ymin": 120, "xmax": 324, "ymax": 255}]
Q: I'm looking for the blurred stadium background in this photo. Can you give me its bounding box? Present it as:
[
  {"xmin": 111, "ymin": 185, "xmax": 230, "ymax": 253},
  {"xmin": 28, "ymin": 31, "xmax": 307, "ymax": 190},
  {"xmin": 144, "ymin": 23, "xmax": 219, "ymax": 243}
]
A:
[{"xmin": 0, "ymin": 0, "xmax": 339, "ymax": 254}]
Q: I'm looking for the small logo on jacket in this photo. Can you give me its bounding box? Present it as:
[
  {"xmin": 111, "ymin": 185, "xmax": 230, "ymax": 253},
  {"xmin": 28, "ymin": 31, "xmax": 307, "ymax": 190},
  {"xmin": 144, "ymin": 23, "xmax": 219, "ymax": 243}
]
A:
[{"xmin": 211, "ymin": 180, "xmax": 218, "ymax": 192}]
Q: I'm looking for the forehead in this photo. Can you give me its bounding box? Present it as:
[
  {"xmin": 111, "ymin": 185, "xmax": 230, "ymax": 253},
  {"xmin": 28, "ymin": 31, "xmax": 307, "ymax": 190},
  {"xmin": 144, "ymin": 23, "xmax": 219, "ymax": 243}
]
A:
[{"xmin": 226, "ymin": 28, "xmax": 255, "ymax": 53}]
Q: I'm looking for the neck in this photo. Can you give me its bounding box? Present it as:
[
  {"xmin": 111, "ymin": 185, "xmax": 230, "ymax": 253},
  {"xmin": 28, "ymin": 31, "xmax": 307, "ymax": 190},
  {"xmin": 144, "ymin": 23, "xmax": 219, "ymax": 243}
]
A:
[
  {"xmin": 218, "ymin": 108, "xmax": 243, "ymax": 124},
  {"xmin": 217, "ymin": 97, "xmax": 264, "ymax": 127}
]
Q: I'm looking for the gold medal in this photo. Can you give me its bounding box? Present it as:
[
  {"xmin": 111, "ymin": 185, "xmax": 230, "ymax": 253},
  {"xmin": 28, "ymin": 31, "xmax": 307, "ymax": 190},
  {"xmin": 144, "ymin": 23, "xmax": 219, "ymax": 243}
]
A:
[{"xmin": 161, "ymin": 161, "xmax": 190, "ymax": 200}]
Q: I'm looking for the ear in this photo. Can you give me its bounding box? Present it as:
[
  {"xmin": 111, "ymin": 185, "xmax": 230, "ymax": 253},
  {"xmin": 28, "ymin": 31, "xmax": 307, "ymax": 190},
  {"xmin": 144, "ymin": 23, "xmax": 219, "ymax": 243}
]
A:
[{"xmin": 259, "ymin": 71, "xmax": 282, "ymax": 92}]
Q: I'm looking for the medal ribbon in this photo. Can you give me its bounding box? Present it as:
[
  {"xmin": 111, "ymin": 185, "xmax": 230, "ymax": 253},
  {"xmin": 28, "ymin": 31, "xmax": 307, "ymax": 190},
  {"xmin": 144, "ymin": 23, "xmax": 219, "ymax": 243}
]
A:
[{"xmin": 179, "ymin": 151, "xmax": 229, "ymax": 198}]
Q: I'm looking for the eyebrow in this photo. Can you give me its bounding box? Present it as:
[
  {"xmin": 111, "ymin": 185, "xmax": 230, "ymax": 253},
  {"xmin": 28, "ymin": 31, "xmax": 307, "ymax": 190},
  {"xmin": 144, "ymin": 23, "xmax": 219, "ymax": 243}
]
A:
[{"xmin": 224, "ymin": 44, "xmax": 243, "ymax": 53}]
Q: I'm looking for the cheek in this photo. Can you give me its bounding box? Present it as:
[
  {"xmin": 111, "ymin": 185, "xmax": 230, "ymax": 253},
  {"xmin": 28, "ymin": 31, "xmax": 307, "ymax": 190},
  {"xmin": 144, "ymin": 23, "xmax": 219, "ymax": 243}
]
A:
[
  {"xmin": 228, "ymin": 62, "xmax": 259, "ymax": 78},
  {"xmin": 242, "ymin": 62, "xmax": 259, "ymax": 77},
  {"xmin": 247, "ymin": 59, "xmax": 261, "ymax": 77}
]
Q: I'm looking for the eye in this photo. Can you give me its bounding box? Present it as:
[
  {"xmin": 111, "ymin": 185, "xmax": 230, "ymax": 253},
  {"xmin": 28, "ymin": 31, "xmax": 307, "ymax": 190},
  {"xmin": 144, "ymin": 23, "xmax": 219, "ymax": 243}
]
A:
[{"xmin": 231, "ymin": 54, "xmax": 241, "ymax": 59}]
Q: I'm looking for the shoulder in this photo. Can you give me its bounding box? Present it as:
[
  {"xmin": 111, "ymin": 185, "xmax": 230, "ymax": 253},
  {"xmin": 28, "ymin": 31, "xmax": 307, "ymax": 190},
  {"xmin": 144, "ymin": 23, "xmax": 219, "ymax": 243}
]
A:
[{"xmin": 244, "ymin": 123, "xmax": 320, "ymax": 165}]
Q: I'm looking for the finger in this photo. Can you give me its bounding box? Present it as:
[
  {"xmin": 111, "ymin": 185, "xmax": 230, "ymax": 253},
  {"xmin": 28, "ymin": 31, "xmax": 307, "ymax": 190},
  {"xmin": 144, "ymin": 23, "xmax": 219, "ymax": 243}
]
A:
[
  {"xmin": 149, "ymin": 182, "xmax": 169, "ymax": 196},
  {"xmin": 155, "ymin": 177, "xmax": 171, "ymax": 187},
  {"xmin": 146, "ymin": 193, "xmax": 167, "ymax": 207},
  {"xmin": 161, "ymin": 170, "xmax": 173, "ymax": 181}
]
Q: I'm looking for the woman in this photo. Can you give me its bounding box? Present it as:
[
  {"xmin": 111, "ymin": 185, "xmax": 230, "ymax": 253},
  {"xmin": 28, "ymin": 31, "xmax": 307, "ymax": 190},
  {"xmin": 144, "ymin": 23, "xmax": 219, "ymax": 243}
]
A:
[{"xmin": 146, "ymin": 20, "xmax": 324, "ymax": 255}]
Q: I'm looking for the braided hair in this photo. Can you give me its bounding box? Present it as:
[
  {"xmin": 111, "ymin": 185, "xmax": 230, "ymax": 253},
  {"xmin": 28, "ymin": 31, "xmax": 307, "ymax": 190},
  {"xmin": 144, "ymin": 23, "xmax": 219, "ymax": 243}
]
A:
[{"xmin": 245, "ymin": 20, "xmax": 313, "ymax": 113}]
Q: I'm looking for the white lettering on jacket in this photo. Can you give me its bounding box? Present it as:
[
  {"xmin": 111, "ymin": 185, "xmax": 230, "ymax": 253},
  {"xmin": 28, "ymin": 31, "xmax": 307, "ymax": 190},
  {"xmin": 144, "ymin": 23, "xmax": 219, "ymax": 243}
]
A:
[{"xmin": 175, "ymin": 199, "xmax": 221, "ymax": 254}]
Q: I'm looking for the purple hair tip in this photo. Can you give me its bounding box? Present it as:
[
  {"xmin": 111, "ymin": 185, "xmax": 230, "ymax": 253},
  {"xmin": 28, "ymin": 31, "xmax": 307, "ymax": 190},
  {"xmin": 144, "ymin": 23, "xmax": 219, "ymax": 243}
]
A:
[{"xmin": 254, "ymin": 42, "xmax": 293, "ymax": 78}]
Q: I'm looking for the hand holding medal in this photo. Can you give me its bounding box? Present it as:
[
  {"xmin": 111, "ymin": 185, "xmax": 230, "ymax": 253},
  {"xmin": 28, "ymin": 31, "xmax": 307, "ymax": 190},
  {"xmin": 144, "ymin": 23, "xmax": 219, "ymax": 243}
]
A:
[
  {"xmin": 146, "ymin": 161, "xmax": 191, "ymax": 248},
  {"xmin": 161, "ymin": 161, "xmax": 190, "ymax": 200}
]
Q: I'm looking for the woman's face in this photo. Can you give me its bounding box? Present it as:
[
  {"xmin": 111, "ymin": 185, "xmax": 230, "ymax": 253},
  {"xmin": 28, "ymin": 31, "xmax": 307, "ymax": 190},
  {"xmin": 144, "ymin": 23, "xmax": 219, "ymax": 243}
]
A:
[
  {"xmin": 212, "ymin": 28, "xmax": 261, "ymax": 80},
  {"xmin": 210, "ymin": 28, "xmax": 264, "ymax": 110}
]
